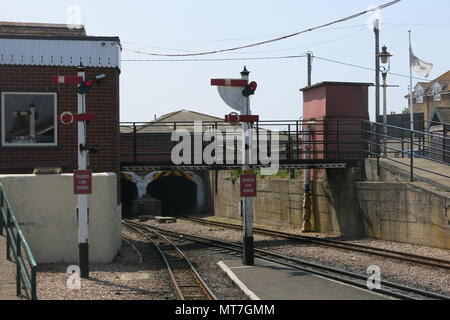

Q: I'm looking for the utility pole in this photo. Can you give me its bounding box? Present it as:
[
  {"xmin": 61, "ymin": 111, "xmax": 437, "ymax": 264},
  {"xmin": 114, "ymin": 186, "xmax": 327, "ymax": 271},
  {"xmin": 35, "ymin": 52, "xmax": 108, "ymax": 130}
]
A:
[
  {"xmin": 374, "ymin": 19, "xmax": 381, "ymax": 121},
  {"xmin": 77, "ymin": 66, "xmax": 89, "ymax": 278},
  {"xmin": 307, "ymin": 52, "xmax": 313, "ymax": 87},
  {"xmin": 302, "ymin": 52, "xmax": 313, "ymax": 233},
  {"xmin": 241, "ymin": 66, "xmax": 254, "ymax": 266}
]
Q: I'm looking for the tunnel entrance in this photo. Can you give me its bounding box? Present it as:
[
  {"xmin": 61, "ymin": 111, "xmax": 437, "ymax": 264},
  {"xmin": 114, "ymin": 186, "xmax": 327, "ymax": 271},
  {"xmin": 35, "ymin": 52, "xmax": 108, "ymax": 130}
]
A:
[
  {"xmin": 121, "ymin": 176, "xmax": 139, "ymax": 218},
  {"xmin": 147, "ymin": 175, "xmax": 198, "ymax": 216}
]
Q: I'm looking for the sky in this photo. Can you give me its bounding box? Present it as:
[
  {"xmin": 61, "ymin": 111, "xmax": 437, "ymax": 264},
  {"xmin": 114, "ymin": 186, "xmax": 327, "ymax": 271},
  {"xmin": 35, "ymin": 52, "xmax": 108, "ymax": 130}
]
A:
[{"xmin": 1, "ymin": 0, "xmax": 449, "ymax": 122}]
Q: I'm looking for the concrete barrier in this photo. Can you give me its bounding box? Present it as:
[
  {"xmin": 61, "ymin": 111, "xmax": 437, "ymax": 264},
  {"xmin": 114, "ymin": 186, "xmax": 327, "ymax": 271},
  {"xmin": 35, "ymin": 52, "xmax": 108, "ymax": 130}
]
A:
[{"xmin": 0, "ymin": 173, "xmax": 121, "ymax": 264}]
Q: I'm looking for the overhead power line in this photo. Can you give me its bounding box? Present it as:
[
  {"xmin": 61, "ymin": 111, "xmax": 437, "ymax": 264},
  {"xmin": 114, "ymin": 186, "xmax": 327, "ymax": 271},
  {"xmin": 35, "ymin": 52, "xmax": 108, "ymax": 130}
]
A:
[
  {"xmin": 122, "ymin": 55, "xmax": 307, "ymax": 62},
  {"xmin": 124, "ymin": 0, "xmax": 401, "ymax": 57},
  {"xmin": 313, "ymin": 56, "xmax": 428, "ymax": 81}
]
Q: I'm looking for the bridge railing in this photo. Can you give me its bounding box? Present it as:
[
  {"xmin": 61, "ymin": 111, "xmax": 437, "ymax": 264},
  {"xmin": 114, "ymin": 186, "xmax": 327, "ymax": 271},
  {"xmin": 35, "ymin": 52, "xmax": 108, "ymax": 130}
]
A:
[
  {"xmin": 362, "ymin": 120, "xmax": 450, "ymax": 183},
  {"xmin": 120, "ymin": 120, "xmax": 366, "ymax": 166},
  {"xmin": 0, "ymin": 183, "xmax": 38, "ymax": 300}
]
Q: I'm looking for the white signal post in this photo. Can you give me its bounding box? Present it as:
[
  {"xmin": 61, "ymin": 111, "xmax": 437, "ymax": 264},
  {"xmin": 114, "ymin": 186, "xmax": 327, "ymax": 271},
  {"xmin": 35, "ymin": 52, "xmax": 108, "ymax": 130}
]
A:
[
  {"xmin": 77, "ymin": 67, "xmax": 89, "ymax": 278},
  {"xmin": 240, "ymin": 67, "xmax": 254, "ymax": 266},
  {"xmin": 211, "ymin": 67, "xmax": 256, "ymax": 265}
]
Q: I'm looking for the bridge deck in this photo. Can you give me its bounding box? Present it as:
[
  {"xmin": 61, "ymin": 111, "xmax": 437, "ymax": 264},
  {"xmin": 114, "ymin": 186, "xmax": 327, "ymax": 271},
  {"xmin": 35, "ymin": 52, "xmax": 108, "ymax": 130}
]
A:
[{"xmin": 121, "ymin": 159, "xmax": 363, "ymax": 172}]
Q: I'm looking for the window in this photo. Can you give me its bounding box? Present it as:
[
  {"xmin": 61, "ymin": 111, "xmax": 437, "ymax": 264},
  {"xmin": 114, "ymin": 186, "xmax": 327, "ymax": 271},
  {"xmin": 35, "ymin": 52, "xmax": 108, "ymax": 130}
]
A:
[
  {"xmin": 1, "ymin": 92, "xmax": 58, "ymax": 147},
  {"xmin": 432, "ymin": 83, "xmax": 442, "ymax": 102},
  {"xmin": 415, "ymin": 85, "xmax": 424, "ymax": 104}
]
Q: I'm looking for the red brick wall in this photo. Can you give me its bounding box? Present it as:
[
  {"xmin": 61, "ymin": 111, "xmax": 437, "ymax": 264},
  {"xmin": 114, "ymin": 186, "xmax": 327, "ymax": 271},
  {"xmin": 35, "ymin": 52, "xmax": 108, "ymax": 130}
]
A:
[{"xmin": 0, "ymin": 65, "xmax": 120, "ymax": 174}]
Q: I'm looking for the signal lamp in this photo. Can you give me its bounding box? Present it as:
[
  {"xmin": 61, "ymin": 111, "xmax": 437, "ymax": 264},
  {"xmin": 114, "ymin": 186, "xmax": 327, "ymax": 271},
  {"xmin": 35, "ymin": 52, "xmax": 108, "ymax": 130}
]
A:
[{"xmin": 242, "ymin": 81, "xmax": 258, "ymax": 97}]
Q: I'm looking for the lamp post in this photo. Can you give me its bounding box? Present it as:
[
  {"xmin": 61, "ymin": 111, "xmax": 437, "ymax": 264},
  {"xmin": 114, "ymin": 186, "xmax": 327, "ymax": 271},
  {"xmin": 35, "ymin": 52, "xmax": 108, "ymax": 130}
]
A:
[{"xmin": 378, "ymin": 45, "xmax": 393, "ymax": 157}]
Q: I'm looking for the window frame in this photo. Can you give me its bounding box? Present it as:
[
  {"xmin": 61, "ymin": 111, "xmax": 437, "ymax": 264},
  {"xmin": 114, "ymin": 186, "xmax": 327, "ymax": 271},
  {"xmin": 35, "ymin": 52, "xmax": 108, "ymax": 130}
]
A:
[
  {"xmin": 414, "ymin": 85, "xmax": 424, "ymax": 104},
  {"xmin": 1, "ymin": 92, "xmax": 58, "ymax": 148},
  {"xmin": 432, "ymin": 83, "xmax": 442, "ymax": 102}
]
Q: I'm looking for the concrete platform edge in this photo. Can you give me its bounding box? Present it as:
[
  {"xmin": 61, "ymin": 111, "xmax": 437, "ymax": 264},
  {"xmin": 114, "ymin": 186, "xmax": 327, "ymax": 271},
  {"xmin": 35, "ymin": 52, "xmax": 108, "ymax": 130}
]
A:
[{"xmin": 217, "ymin": 261, "xmax": 260, "ymax": 301}]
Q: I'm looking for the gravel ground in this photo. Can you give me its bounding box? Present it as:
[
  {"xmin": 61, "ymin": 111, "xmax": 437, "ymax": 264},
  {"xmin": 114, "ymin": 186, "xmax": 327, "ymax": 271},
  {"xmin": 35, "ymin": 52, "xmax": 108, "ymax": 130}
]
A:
[
  {"xmin": 169, "ymin": 238, "xmax": 249, "ymax": 300},
  {"xmin": 200, "ymin": 216, "xmax": 450, "ymax": 261},
  {"xmin": 143, "ymin": 218, "xmax": 450, "ymax": 297},
  {"xmin": 37, "ymin": 229, "xmax": 174, "ymax": 300},
  {"xmin": 36, "ymin": 225, "xmax": 248, "ymax": 300}
]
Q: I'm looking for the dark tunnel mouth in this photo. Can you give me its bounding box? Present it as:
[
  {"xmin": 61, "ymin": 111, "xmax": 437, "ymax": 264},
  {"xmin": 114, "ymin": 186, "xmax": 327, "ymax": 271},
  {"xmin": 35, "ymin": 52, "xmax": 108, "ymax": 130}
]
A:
[
  {"xmin": 121, "ymin": 177, "xmax": 139, "ymax": 218},
  {"xmin": 147, "ymin": 175, "xmax": 198, "ymax": 217}
]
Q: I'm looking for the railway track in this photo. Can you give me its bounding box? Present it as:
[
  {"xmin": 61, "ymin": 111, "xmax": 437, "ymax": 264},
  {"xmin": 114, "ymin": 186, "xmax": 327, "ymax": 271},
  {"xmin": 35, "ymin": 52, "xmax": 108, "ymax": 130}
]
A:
[
  {"xmin": 180, "ymin": 217, "xmax": 450, "ymax": 271},
  {"xmin": 124, "ymin": 219, "xmax": 450, "ymax": 300},
  {"xmin": 123, "ymin": 221, "xmax": 217, "ymax": 300}
]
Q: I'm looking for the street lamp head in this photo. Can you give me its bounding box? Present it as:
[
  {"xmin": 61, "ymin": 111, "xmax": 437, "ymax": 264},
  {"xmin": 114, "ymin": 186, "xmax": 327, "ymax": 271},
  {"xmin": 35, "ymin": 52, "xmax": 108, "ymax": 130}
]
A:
[
  {"xmin": 379, "ymin": 45, "xmax": 392, "ymax": 65},
  {"xmin": 241, "ymin": 66, "xmax": 250, "ymax": 77}
]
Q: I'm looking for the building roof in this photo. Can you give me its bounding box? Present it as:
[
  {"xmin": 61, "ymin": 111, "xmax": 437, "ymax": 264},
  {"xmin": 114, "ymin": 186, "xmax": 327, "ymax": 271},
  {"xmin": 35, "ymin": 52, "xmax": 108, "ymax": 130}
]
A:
[
  {"xmin": 300, "ymin": 81, "xmax": 374, "ymax": 92},
  {"xmin": 0, "ymin": 21, "xmax": 121, "ymax": 69},
  {"xmin": 0, "ymin": 21, "xmax": 87, "ymax": 37},
  {"xmin": 121, "ymin": 110, "xmax": 231, "ymax": 134},
  {"xmin": 409, "ymin": 70, "xmax": 450, "ymax": 97},
  {"xmin": 150, "ymin": 110, "xmax": 224, "ymax": 124}
]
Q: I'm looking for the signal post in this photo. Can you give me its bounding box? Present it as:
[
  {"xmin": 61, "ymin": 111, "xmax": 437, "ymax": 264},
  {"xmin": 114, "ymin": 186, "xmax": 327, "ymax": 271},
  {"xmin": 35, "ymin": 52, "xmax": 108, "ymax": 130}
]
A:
[
  {"xmin": 53, "ymin": 68, "xmax": 103, "ymax": 278},
  {"xmin": 211, "ymin": 67, "xmax": 258, "ymax": 266}
]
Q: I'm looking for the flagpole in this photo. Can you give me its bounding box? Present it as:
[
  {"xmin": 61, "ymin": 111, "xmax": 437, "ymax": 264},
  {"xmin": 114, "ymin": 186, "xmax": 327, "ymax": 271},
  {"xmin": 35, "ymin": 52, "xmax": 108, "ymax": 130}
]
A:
[
  {"xmin": 408, "ymin": 30, "xmax": 414, "ymax": 132},
  {"xmin": 408, "ymin": 29, "xmax": 415, "ymax": 182}
]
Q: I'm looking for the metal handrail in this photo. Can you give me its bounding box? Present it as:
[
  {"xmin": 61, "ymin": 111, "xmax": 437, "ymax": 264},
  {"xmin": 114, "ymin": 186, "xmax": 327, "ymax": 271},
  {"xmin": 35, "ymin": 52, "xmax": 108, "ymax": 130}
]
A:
[
  {"xmin": 365, "ymin": 120, "xmax": 450, "ymax": 141},
  {"xmin": 0, "ymin": 184, "xmax": 38, "ymax": 300},
  {"xmin": 363, "ymin": 119, "xmax": 450, "ymax": 182}
]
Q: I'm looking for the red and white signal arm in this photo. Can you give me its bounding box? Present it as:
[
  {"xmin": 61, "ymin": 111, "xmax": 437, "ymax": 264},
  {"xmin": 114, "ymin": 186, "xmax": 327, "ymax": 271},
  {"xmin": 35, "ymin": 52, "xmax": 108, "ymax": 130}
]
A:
[
  {"xmin": 60, "ymin": 112, "xmax": 96, "ymax": 125},
  {"xmin": 211, "ymin": 79, "xmax": 248, "ymax": 113},
  {"xmin": 52, "ymin": 76, "xmax": 83, "ymax": 84}
]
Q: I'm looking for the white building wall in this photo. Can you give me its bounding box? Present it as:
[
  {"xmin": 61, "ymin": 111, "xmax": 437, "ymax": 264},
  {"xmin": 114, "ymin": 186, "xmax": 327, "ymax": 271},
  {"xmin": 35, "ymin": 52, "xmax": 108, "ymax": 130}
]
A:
[{"xmin": 0, "ymin": 173, "xmax": 121, "ymax": 264}]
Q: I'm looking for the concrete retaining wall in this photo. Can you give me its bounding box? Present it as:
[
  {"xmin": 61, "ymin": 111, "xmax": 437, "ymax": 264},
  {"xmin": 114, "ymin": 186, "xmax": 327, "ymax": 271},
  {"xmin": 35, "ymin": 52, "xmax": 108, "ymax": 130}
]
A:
[
  {"xmin": 355, "ymin": 182, "xmax": 449, "ymax": 249},
  {"xmin": 214, "ymin": 167, "xmax": 450, "ymax": 249},
  {"xmin": 214, "ymin": 171, "xmax": 304, "ymax": 228},
  {"xmin": 0, "ymin": 174, "xmax": 122, "ymax": 264}
]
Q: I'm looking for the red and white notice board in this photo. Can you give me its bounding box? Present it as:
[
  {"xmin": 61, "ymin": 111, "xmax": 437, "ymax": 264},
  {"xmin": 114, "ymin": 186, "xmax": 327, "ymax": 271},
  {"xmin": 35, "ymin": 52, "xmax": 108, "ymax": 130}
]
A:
[
  {"xmin": 240, "ymin": 174, "xmax": 257, "ymax": 197},
  {"xmin": 74, "ymin": 170, "xmax": 93, "ymax": 195}
]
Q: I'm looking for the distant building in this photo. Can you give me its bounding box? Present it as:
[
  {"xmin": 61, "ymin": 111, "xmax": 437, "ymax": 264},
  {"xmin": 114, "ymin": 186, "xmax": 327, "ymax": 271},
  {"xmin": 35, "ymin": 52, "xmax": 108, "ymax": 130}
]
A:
[
  {"xmin": 0, "ymin": 21, "xmax": 121, "ymax": 174},
  {"xmin": 407, "ymin": 71, "xmax": 450, "ymax": 126},
  {"xmin": 376, "ymin": 113, "xmax": 424, "ymax": 137}
]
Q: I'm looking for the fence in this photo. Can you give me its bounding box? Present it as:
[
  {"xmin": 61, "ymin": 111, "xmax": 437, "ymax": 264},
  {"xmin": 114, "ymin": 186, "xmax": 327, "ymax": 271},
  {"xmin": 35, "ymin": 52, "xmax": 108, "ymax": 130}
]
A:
[
  {"xmin": 0, "ymin": 183, "xmax": 38, "ymax": 300},
  {"xmin": 120, "ymin": 120, "xmax": 365, "ymax": 166},
  {"xmin": 362, "ymin": 119, "xmax": 450, "ymax": 183}
]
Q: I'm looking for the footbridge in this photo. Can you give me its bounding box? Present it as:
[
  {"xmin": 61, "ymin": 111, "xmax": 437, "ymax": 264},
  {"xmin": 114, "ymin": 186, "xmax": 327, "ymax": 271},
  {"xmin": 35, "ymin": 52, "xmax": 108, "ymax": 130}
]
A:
[
  {"xmin": 119, "ymin": 118, "xmax": 449, "ymax": 217},
  {"xmin": 120, "ymin": 119, "xmax": 366, "ymax": 172}
]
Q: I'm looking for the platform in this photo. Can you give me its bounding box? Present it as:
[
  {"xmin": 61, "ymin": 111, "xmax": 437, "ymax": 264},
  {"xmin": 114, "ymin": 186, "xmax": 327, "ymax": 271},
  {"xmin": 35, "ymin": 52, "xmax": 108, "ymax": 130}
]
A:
[
  {"xmin": 0, "ymin": 235, "xmax": 21, "ymax": 300},
  {"xmin": 219, "ymin": 259, "xmax": 389, "ymax": 300}
]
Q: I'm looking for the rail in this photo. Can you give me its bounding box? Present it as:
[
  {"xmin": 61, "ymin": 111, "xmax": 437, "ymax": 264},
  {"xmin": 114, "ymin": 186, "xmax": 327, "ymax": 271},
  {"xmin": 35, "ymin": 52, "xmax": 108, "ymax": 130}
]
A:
[{"xmin": 0, "ymin": 183, "xmax": 38, "ymax": 300}]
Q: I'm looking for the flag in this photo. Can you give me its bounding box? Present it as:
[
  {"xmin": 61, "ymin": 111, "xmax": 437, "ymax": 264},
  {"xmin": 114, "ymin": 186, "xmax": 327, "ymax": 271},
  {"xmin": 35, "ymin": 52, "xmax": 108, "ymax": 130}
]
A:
[{"xmin": 410, "ymin": 46, "xmax": 433, "ymax": 77}]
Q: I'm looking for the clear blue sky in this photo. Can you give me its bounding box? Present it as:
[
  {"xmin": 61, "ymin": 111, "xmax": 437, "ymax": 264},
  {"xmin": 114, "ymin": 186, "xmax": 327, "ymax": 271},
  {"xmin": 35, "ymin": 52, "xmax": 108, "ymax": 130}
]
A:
[{"xmin": 1, "ymin": 0, "xmax": 449, "ymax": 122}]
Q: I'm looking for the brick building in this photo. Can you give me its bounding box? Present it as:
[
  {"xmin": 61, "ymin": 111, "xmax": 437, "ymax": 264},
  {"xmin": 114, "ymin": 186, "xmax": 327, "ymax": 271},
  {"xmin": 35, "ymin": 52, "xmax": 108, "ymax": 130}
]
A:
[{"xmin": 0, "ymin": 22, "xmax": 121, "ymax": 174}]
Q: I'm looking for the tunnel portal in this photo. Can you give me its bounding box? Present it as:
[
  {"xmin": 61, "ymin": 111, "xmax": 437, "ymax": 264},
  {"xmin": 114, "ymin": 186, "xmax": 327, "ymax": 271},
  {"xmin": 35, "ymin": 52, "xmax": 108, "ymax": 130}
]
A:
[
  {"xmin": 121, "ymin": 175, "xmax": 139, "ymax": 218},
  {"xmin": 147, "ymin": 175, "xmax": 198, "ymax": 216}
]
